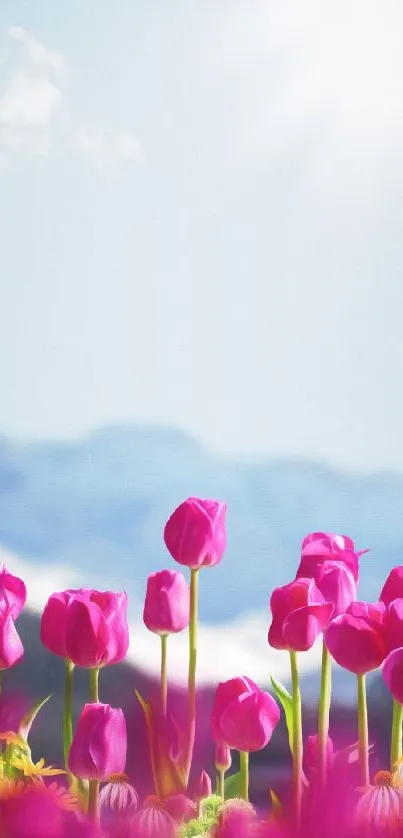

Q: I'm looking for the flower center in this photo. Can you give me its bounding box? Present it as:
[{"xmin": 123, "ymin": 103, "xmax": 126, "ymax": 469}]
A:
[
  {"xmin": 373, "ymin": 771, "xmax": 394, "ymax": 787},
  {"xmin": 108, "ymin": 773, "xmax": 129, "ymax": 784}
]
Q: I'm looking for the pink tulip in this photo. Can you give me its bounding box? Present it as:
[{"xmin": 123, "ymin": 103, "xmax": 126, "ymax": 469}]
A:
[
  {"xmin": 0, "ymin": 604, "xmax": 24, "ymax": 670},
  {"xmin": 313, "ymin": 561, "xmax": 356, "ymax": 617},
  {"xmin": 382, "ymin": 647, "xmax": 403, "ymax": 704},
  {"xmin": 191, "ymin": 769, "xmax": 212, "ymax": 801},
  {"xmin": 383, "ymin": 599, "xmax": 403, "ymax": 652},
  {"xmin": 215, "ymin": 743, "xmax": 232, "ymax": 771},
  {"xmin": 0, "ymin": 564, "xmax": 26, "ymax": 618},
  {"xmin": 68, "ymin": 703, "xmax": 127, "ymax": 781},
  {"xmin": 380, "ymin": 566, "xmax": 403, "ymax": 605},
  {"xmin": 348, "ymin": 600, "xmax": 385, "ymax": 622},
  {"xmin": 210, "ymin": 676, "xmax": 280, "ymax": 752},
  {"xmin": 163, "ymin": 794, "xmax": 197, "ymax": 823},
  {"xmin": 143, "ymin": 570, "xmax": 190, "ymax": 635},
  {"xmin": 164, "ymin": 497, "xmax": 227, "ymax": 569},
  {"xmin": 324, "ymin": 603, "xmax": 387, "ymax": 673},
  {"xmin": 297, "ymin": 532, "xmax": 367, "ymax": 583},
  {"xmin": 305, "ymin": 733, "xmax": 334, "ymax": 775},
  {"xmin": 40, "ymin": 588, "xmax": 129, "ymax": 667},
  {"xmin": 268, "ymin": 578, "xmax": 334, "ymax": 652}
]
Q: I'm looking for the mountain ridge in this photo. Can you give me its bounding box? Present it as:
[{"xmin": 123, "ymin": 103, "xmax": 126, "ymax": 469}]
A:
[{"xmin": 0, "ymin": 423, "xmax": 401, "ymax": 622}]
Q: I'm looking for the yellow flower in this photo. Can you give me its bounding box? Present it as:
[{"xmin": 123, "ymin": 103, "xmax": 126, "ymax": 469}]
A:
[{"xmin": 9, "ymin": 753, "xmax": 66, "ymax": 778}]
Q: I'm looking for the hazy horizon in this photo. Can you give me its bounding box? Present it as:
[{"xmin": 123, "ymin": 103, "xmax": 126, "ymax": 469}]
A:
[{"xmin": 0, "ymin": 2, "xmax": 403, "ymax": 473}]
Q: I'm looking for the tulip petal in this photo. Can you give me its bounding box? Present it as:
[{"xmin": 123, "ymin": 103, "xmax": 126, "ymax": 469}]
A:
[{"xmin": 283, "ymin": 603, "xmax": 334, "ymax": 651}]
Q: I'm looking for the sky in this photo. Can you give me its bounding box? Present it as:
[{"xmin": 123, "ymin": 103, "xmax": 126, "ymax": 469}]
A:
[{"xmin": 1, "ymin": 1, "xmax": 403, "ymax": 472}]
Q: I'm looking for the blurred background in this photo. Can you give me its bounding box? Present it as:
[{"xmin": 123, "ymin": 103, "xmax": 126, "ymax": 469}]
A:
[{"xmin": 0, "ymin": 0, "xmax": 402, "ymax": 803}]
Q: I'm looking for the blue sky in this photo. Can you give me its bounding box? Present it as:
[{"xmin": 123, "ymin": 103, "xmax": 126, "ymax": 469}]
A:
[{"xmin": 0, "ymin": 0, "xmax": 403, "ymax": 472}]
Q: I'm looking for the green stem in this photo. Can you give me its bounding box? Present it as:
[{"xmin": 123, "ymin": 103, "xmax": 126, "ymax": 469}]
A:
[
  {"xmin": 88, "ymin": 779, "xmax": 100, "ymax": 824},
  {"xmin": 217, "ymin": 768, "xmax": 225, "ymax": 799},
  {"xmin": 357, "ymin": 673, "xmax": 369, "ymax": 787},
  {"xmin": 317, "ymin": 641, "xmax": 332, "ymax": 788},
  {"xmin": 239, "ymin": 750, "xmax": 249, "ymax": 801},
  {"xmin": 390, "ymin": 699, "xmax": 403, "ymax": 771},
  {"xmin": 185, "ymin": 568, "xmax": 199, "ymax": 781},
  {"xmin": 290, "ymin": 651, "xmax": 303, "ymax": 831},
  {"xmin": 160, "ymin": 634, "xmax": 168, "ymax": 717},
  {"xmin": 89, "ymin": 667, "xmax": 100, "ymax": 703},
  {"xmin": 63, "ymin": 659, "xmax": 74, "ymax": 769}
]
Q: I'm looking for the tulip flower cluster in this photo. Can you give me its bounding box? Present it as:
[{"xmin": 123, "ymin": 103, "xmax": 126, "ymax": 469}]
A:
[{"xmin": 1, "ymin": 502, "xmax": 403, "ymax": 838}]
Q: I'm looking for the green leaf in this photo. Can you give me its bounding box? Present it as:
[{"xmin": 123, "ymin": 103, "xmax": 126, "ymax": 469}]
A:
[
  {"xmin": 18, "ymin": 695, "xmax": 52, "ymax": 742},
  {"xmin": 224, "ymin": 770, "xmax": 242, "ymax": 799},
  {"xmin": 270, "ymin": 674, "xmax": 293, "ymax": 754}
]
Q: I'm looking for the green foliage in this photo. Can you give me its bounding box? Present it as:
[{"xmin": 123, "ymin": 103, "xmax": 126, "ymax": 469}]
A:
[
  {"xmin": 223, "ymin": 770, "xmax": 242, "ymax": 799},
  {"xmin": 270, "ymin": 674, "xmax": 294, "ymax": 754}
]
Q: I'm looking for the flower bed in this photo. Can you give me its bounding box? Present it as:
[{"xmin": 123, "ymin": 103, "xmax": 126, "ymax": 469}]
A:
[{"xmin": 0, "ymin": 498, "xmax": 401, "ymax": 837}]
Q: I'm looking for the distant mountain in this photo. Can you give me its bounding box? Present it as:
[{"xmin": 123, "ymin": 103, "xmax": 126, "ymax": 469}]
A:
[{"xmin": 0, "ymin": 424, "xmax": 402, "ymax": 622}]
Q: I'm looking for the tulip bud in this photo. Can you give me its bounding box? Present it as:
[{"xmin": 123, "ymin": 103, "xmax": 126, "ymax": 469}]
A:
[
  {"xmin": 305, "ymin": 733, "xmax": 334, "ymax": 775},
  {"xmin": 143, "ymin": 570, "xmax": 190, "ymax": 635},
  {"xmin": 297, "ymin": 532, "xmax": 366, "ymax": 583},
  {"xmin": 214, "ymin": 743, "xmax": 231, "ymax": 772},
  {"xmin": 164, "ymin": 497, "xmax": 227, "ymax": 569},
  {"xmin": 325, "ymin": 608, "xmax": 387, "ymax": 674},
  {"xmin": 41, "ymin": 588, "xmax": 129, "ymax": 668},
  {"xmin": 68, "ymin": 703, "xmax": 127, "ymax": 781},
  {"xmin": 0, "ymin": 564, "xmax": 27, "ymax": 618},
  {"xmin": 313, "ymin": 561, "xmax": 356, "ymax": 617},
  {"xmin": 211, "ymin": 676, "xmax": 280, "ymax": 752},
  {"xmin": 163, "ymin": 793, "xmax": 197, "ymax": 823},
  {"xmin": 191, "ymin": 770, "xmax": 212, "ymax": 802},
  {"xmin": 268, "ymin": 578, "xmax": 333, "ymax": 652},
  {"xmin": 0, "ymin": 605, "xmax": 24, "ymax": 670},
  {"xmin": 380, "ymin": 566, "xmax": 403, "ymax": 606},
  {"xmin": 382, "ymin": 647, "xmax": 403, "ymax": 705}
]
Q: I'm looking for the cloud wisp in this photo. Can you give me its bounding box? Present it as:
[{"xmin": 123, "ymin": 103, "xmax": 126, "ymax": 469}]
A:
[{"xmin": 0, "ymin": 26, "xmax": 141, "ymax": 175}]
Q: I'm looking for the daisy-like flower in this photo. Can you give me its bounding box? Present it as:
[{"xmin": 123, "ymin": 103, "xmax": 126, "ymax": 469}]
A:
[
  {"xmin": 8, "ymin": 752, "xmax": 66, "ymax": 779},
  {"xmin": 355, "ymin": 770, "xmax": 403, "ymax": 837},
  {"xmin": 99, "ymin": 772, "xmax": 138, "ymax": 813}
]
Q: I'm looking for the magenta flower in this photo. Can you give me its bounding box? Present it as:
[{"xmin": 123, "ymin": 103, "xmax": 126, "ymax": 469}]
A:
[
  {"xmin": 325, "ymin": 602, "xmax": 387, "ymax": 673},
  {"xmin": 210, "ymin": 676, "xmax": 280, "ymax": 752},
  {"xmin": 0, "ymin": 564, "xmax": 26, "ymax": 618},
  {"xmin": 313, "ymin": 561, "xmax": 357, "ymax": 617},
  {"xmin": 40, "ymin": 588, "xmax": 129, "ymax": 667},
  {"xmin": 190, "ymin": 769, "xmax": 212, "ymax": 801},
  {"xmin": 297, "ymin": 532, "xmax": 367, "ymax": 583},
  {"xmin": 127, "ymin": 797, "xmax": 177, "ymax": 838},
  {"xmin": 213, "ymin": 799, "xmax": 257, "ymax": 838},
  {"xmin": 383, "ymin": 599, "xmax": 403, "ymax": 653},
  {"xmin": 382, "ymin": 647, "xmax": 403, "ymax": 704},
  {"xmin": 143, "ymin": 570, "xmax": 190, "ymax": 635},
  {"xmin": 99, "ymin": 773, "xmax": 138, "ymax": 813},
  {"xmin": 164, "ymin": 497, "xmax": 227, "ymax": 569},
  {"xmin": 163, "ymin": 793, "xmax": 197, "ymax": 823},
  {"xmin": 215, "ymin": 743, "xmax": 232, "ymax": 771},
  {"xmin": 0, "ymin": 604, "xmax": 24, "ymax": 670},
  {"xmin": 68, "ymin": 703, "xmax": 127, "ymax": 781},
  {"xmin": 268, "ymin": 578, "xmax": 334, "ymax": 652},
  {"xmin": 380, "ymin": 566, "xmax": 403, "ymax": 605},
  {"xmin": 305, "ymin": 733, "xmax": 334, "ymax": 775}
]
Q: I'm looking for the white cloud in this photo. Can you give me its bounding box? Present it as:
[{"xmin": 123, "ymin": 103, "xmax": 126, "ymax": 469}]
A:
[
  {"xmin": 8, "ymin": 26, "xmax": 65, "ymax": 77},
  {"xmin": 78, "ymin": 129, "xmax": 142, "ymax": 174},
  {"xmin": 0, "ymin": 27, "xmax": 64, "ymax": 169},
  {"xmin": 0, "ymin": 26, "xmax": 141, "ymax": 176}
]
